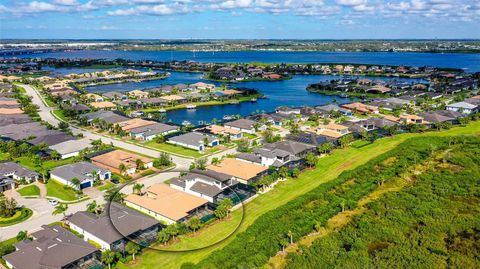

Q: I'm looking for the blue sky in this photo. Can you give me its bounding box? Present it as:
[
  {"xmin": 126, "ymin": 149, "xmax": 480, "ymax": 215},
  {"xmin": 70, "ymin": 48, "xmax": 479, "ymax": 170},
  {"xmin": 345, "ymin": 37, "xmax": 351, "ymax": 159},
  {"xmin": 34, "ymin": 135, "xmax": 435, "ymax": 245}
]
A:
[{"xmin": 0, "ymin": 0, "xmax": 479, "ymax": 39}]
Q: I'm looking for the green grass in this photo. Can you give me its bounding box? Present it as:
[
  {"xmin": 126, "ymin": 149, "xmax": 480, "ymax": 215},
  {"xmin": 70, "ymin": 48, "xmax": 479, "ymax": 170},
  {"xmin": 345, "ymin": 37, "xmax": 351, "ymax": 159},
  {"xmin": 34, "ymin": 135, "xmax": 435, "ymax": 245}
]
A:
[
  {"xmin": 97, "ymin": 181, "xmax": 115, "ymax": 192},
  {"xmin": 119, "ymin": 121, "xmax": 480, "ymax": 269},
  {"xmin": 52, "ymin": 109, "xmax": 67, "ymax": 121},
  {"xmin": 351, "ymin": 140, "xmax": 372, "ymax": 148},
  {"xmin": 13, "ymin": 156, "xmax": 76, "ymax": 172},
  {"xmin": 16, "ymin": 185, "xmax": 40, "ymax": 197},
  {"xmin": 0, "ymin": 208, "xmax": 33, "ymax": 227},
  {"xmin": 143, "ymin": 141, "xmax": 205, "ymax": 158},
  {"xmin": 46, "ymin": 179, "xmax": 79, "ymax": 201}
]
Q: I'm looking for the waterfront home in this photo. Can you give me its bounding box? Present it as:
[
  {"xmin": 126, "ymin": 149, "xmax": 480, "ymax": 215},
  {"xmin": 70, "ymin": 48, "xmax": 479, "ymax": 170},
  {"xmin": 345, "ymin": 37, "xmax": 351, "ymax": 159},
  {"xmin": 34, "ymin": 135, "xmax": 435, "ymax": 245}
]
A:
[
  {"xmin": 3, "ymin": 225, "xmax": 101, "ymax": 269},
  {"xmin": 68, "ymin": 202, "xmax": 160, "ymax": 251},
  {"xmin": 89, "ymin": 101, "xmax": 117, "ymax": 110},
  {"xmin": 128, "ymin": 89, "xmax": 149, "ymax": 99},
  {"xmin": 160, "ymin": 94, "xmax": 187, "ymax": 104},
  {"xmin": 366, "ymin": 84, "xmax": 391, "ymax": 94},
  {"xmin": 170, "ymin": 169, "xmax": 237, "ymax": 203},
  {"xmin": 0, "ymin": 176, "xmax": 15, "ymax": 193},
  {"xmin": 50, "ymin": 161, "xmax": 111, "ymax": 190},
  {"xmin": 0, "ymin": 162, "xmax": 39, "ymax": 183},
  {"xmin": 118, "ymin": 118, "xmax": 155, "ymax": 132},
  {"xmin": 308, "ymin": 122, "xmax": 350, "ymax": 139},
  {"xmin": 197, "ymin": 124, "xmax": 243, "ymax": 140},
  {"xmin": 83, "ymin": 93, "xmax": 104, "ymax": 102},
  {"xmin": 91, "ymin": 149, "xmax": 153, "ymax": 175},
  {"xmin": 446, "ymin": 101, "xmax": 479, "ymax": 115},
  {"xmin": 102, "ymin": 91, "xmax": 127, "ymax": 101},
  {"xmin": 190, "ymin": 82, "xmax": 215, "ymax": 90},
  {"xmin": 224, "ymin": 118, "xmax": 265, "ymax": 134},
  {"xmin": 130, "ymin": 122, "xmax": 179, "ymax": 141},
  {"xmin": 207, "ymin": 158, "xmax": 268, "ymax": 184},
  {"xmin": 125, "ymin": 183, "xmax": 209, "ymax": 224},
  {"xmin": 49, "ymin": 138, "xmax": 92, "ymax": 159},
  {"xmin": 168, "ymin": 132, "xmax": 219, "ymax": 152}
]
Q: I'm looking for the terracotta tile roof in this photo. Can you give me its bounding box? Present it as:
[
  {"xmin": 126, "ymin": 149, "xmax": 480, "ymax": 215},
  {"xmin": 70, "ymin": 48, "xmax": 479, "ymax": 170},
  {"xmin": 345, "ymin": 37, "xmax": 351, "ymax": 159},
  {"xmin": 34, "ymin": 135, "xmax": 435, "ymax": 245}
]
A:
[
  {"xmin": 125, "ymin": 184, "xmax": 207, "ymax": 221},
  {"xmin": 161, "ymin": 95, "xmax": 185, "ymax": 101},
  {"xmin": 207, "ymin": 158, "xmax": 267, "ymax": 181},
  {"xmin": 91, "ymin": 149, "xmax": 152, "ymax": 170},
  {"xmin": 90, "ymin": 101, "xmax": 117, "ymax": 109},
  {"xmin": 119, "ymin": 118, "xmax": 155, "ymax": 131}
]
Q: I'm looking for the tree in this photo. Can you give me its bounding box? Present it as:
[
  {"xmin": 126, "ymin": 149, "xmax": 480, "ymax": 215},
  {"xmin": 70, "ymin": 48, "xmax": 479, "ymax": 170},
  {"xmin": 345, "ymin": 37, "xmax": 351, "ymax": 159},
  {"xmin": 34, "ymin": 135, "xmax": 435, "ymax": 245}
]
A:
[
  {"xmin": 50, "ymin": 150, "xmax": 60, "ymax": 160},
  {"xmin": 70, "ymin": 177, "xmax": 81, "ymax": 190},
  {"xmin": 16, "ymin": 230, "xmax": 30, "ymax": 241},
  {"xmin": 58, "ymin": 121, "xmax": 69, "ymax": 130},
  {"xmin": 187, "ymin": 217, "xmax": 202, "ymax": 234},
  {"xmin": 279, "ymin": 167, "xmax": 289, "ymax": 179},
  {"xmin": 165, "ymin": 224, "xmax": 179, "ymax": 241},
  {"xmin": 237, "ymin": 138, "xmax": 250, "ymax": 153},
  {"xmin": 52, "ymin": 203, "xmax": 68, "ymax": 218},
  {"xmin": 125, "ymin": 241, "xmax": 140, "ymax": 261},
  {"xmin": 118, "ymin": 163, "xmax": 127, "ymax": 175},
  {"xmin": 314, "ymin": 222, "xmax": 322, "ymax": 233},
  {"xmin": 194, "ymin": 158, "xmax": 208, "ymax": 170},
  {"xmin": 0, "ymin": 196, "xmax": 18, "ymax": 217},
  {"xmin": 154, "ymin": 135, "xmax": 166, "ymax": 143},
  {"xmin": 287, "ymin": 230, "xmax": 293, "ymax": 244},
  {"xmin": 214, "ymin": 205, "xmax": 228, "ymax": 219},
  {"xmin": 338, "ymin": 134, "xmax": 354, "ymax": 148},
  {"xmin": 86, "ymin": 200, "xmax": 98, "ymax": 214},
  {"xmin": 135, "ymin": 159, "xmax": 145, "ymax": 170},
  {"xmin": 318, "ymin": 142, "xmax": 334, "ymax": 154},
  {"xmin": 291, "ymin": 168, "xmax": 300, "ymax": 178},
  {"xmin": 305, "ymin": 152, "xmax": 318, "ymax": 168},
  {"xmin": 211, "ymin": 157, "xmax": 220, "ymax": 165},
  {"xmin": 101, "ymin": 250, "xmax": 116, "ymax": 269},
  {"xmin": 133, "ymin": 183, "xmax": 145, "ymax": 195},
  {"xmin": 154, "ymin": 152, "xmax": 172, "ymax": 168},
  {"xmin": 157, "ymin": 230, "xmax": 170, "ymax": 245},
  {"xmin": 218, "ymin": 198, "xmax": 233, "ymax": 217},
  {"xmin": 279, "ymin": 238, "xmax": 289, "ymax": 252},
  {"xmin": 104, "ymin": 187, "xmax": 125, "ymax": 203}
]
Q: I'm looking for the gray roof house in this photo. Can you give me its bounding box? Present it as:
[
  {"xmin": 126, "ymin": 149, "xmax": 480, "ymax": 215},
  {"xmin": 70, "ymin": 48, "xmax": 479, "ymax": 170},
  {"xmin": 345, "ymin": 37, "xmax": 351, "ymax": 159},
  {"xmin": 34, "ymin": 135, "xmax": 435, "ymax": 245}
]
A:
[
  {"xmin": 168, "ymin": 132, "xmax": 219, "ymax": 152},
  {"xmin": 446, "ymin": 101, "xmax": 479, "ymax": 115},
  {"xmin": 50, "ymin": 161, "xmax": 111, "ymax": 190},
  {"xmin": 68, "ymin": 202, "xmax": 160, "ymax": 251},
  {"xmin": 315, "ymin": 104, "xmax": 352, "ymax": 116},
  {"xmin": 130, "ymin": 122, "xmax": 179, "ymax": 141},
  {"xmin": 170, "ymin": 169, "xmax": 237, "ymax": 202},
  {"xmin": 0, "ymin": 162, "xmax": 39, "ymax": 183},
  {"xmin": 81, "ymin": 111, "xmax": 129, "ymax": 124},
  {"xmin": 2, "ymin": 225, "xmax": 101, "ymax": 269},
  {"xmin": 237, "ymin": 146, "xmax": 301, "ymax": 168},
  {"xmin": 49, "ymin": 138, "xmax": 92, "ymax": 159},
  {"xmin": 262, "ymin": 140, "xmax": 316, "ymax": 157},
  {"xmin": 418, "ymin": 111, "xmax": 459, "ymax": 123},
  {"xmin": 0, "ymin": 176, "xmax": 15, "ymax": 192},
  {"xmin": 224, "ymin": 119, "xmax": 265, "ymax": 134}
]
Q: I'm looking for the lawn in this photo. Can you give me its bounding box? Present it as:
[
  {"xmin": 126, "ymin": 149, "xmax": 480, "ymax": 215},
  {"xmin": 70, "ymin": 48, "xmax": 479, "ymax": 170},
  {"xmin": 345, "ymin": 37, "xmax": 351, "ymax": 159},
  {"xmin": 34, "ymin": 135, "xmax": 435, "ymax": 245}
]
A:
[
  {"xmin": 120, "ymin": 122, "xmax": 480, "ymax": 269},
  {"xmin": 52, "ymin": 109, "xmax": 67, "ymax": 121},
  {"xmin": 97, "ymin": 181, "xmax": 115, "ymax": 192},
  {"xmin": 143, "ymin": 141, "xmax": 205, "ymax": 158},
  {"xmin": 14, "ymin": 156, "xmax": 76, "ymax": 172},
  {"xmin": 46, "ymin": 179, "xmax": 80, "ymax": 201},
  {"xmin": 16, "ymin": 185, "xmax": 40, "ymax": 197}
]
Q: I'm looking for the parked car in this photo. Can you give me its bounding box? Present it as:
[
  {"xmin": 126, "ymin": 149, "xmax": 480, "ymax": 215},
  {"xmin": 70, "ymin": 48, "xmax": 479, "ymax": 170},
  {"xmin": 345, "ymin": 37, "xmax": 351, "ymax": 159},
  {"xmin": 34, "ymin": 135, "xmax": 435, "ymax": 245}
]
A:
[
  {"xmin": 111, "ymin": 179, "xmax": 120, "ymax": 184},
  {"xmin": 48, "ymin": 199, "xmax": 59, "ymax": 206}
]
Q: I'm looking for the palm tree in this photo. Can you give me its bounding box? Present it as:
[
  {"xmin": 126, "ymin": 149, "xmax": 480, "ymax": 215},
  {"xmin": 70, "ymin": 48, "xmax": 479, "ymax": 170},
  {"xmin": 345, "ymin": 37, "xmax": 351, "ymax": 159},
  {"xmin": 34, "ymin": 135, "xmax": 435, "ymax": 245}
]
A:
[
  {"xmin": 133, "ymin": 183, "xmax": 144, "ymax": 195},
  {"xmin": 101, "ymin": 250, "xmax": 116, "ymax": 269},
  {"xmin": 187, "ymin": 217, "xmax": 202, "ymax": 235},
  {"xmin": 52, "ymin": 204, "xmax": 68, "ymax": 218},
  {"xmin": 279, "ymin": 167, "xmax": 289, "ymax": 179},
  {"xmin": 287, "ymin": 230, "xmax": 293, "ymax": 244},
  {"xmin": 118, "ymin": 163, "xmax": 127, "ymax": 175},
  {"xmin": 70, "ymin": 177, "xmax": 81, "ymax": 190},
  {"xmin": 157, "ymin": 230, "xmax": 170, "ymax": 246},
  {"xmin": 125, "ymin": 241, "xmax": 140, "ymax": 261},
  {"xmin": 280, "ymin": 238, "xmax": 288, "ymax": 252},
  {"xmin": 166, "ymin": 224, "xmax": 179, "ymax": 241},
  {"xmin": 314, "ymin": 222, "xmax": 322, "ymax": 233},
  {"xmin": 86, "ymin": 200, "xmax": 99, "ymax": 214}
]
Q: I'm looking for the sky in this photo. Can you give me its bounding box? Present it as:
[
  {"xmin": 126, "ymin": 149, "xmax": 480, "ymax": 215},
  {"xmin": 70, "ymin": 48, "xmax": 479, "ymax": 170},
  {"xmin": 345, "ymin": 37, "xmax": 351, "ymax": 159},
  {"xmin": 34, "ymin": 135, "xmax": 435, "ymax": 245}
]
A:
[{"xmin": 0, "ymin": 0, "xmax": 479, "ymax": 39}]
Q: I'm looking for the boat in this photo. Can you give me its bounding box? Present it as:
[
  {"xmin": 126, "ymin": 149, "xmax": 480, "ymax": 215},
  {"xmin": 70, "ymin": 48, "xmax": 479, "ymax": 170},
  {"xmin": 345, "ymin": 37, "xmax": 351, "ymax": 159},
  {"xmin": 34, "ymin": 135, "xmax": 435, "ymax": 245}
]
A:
[
  {"xmin": 223, "ymin": 115, "xmax": 233, "ymax": 120},
  {"xmin": 182, "ymin": 120, "xmax": 192, "ymax": 126},
  {"xmin": 158, "ymin": 108, "xmax": 167, "ymax": 113},
  {"xmin": 250, "ymin": 98, "xmax": 257, "ymax": 102},
  {"xmin": 186, "ymin": 104, "xmax": 197, "ymax": 109}
]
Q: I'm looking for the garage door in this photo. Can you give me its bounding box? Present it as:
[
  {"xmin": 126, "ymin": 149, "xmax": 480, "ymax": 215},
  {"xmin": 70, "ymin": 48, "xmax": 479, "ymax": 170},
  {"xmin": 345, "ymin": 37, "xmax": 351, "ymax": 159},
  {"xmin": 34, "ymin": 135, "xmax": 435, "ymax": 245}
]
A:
[{"xmin": 80, "ymin": 181, "xmax": 92, "ymax": 189}]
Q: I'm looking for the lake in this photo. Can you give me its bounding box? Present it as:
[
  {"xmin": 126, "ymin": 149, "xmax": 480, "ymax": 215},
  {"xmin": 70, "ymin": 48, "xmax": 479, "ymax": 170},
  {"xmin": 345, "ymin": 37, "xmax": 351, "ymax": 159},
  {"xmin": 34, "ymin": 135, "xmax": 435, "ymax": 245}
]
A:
[{"xmin": 18, "ymin": 50, "xmax": 480, "ymax": 72}]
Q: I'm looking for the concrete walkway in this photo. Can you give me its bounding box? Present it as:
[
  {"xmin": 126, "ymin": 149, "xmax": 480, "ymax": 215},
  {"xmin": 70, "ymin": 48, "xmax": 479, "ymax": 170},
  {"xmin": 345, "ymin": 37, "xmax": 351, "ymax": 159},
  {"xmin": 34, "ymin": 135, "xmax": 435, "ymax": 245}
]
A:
[{"xmin": 34, "ymin": 181, "xmax": 47, "ymax": 199}]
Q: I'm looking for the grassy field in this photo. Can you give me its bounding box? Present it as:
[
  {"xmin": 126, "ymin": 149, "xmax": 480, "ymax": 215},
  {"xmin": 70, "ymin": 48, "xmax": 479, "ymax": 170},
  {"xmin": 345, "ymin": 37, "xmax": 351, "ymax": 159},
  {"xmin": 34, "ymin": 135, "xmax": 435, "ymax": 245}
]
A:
[
  {"xmin": 119, "ymin": 122, "xmax": 480, "ymax": 269},
  {"xmin": 46, "ymin": 179, "xmax": 79, "ymax": 201},
  {"xmin": 52, "ymin": 109, "xmax": 68, "ymax": 121},
  {"xmin": 143, "ymin": 141, "xmax": 205, "ymax": 158},
  {"xmin": 16, "ymin": 185, "xmax": 40, "ymax": 197}
]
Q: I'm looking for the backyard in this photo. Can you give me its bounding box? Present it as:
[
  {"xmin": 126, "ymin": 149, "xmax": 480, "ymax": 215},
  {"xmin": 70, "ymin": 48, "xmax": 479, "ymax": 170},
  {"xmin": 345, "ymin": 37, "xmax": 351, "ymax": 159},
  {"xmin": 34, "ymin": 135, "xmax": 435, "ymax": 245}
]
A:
[
  {"xmin": 143, "ymin": 141, "xmax": 206, "ymax": 158},
  {"xmin": 119, "ymin": 121, "xmax": 480, "ymax": 269}
]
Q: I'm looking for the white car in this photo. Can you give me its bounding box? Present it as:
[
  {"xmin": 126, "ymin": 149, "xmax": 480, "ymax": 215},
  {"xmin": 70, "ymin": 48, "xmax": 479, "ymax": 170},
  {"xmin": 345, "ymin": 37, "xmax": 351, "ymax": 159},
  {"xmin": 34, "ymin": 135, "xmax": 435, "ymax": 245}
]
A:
[{"xmin": 48, "ymin": 199, "xmax": 59, "ymax": 206}]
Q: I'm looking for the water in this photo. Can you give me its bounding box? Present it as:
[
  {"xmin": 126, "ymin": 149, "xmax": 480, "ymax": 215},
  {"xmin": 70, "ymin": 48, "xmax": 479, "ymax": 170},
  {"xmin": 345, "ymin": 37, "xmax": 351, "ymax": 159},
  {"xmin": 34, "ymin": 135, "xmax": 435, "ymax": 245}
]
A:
[{"xmin": 17, "ymin": 50, "xmax": 480, "ymax": 72}]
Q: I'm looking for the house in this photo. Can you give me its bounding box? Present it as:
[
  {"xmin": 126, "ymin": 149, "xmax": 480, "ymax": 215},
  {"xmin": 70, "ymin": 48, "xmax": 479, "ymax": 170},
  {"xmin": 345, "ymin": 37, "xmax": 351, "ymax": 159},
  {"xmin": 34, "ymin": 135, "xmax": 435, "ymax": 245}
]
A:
[
  {"xmin": 286, "ymin": 132, "xmax": 332, "ymax": 146},
  {"xmin": 160, "ymin": 95, "xmax": 186, "ymax": 103},
  {"xmin": 237, "ymin": 144, "xmax": 303, "ymax": 168},
  {"xmin": 418, "ymin": 111, "xmax": 460, "ymax": 124},
  {"xmin": 128, "ymin": 90, "xmax": 149, "ymax": 99},
  {"xmin": 3, "ymin": 225, "xmax": 101, "ymax": 269},
  {"xmin": 49, "ymin": 138, "xmax": 92, "ymax": 159},
  {"xmin": 80, "ymin": 111, "xmax": 129, "ymax": 125},
  {"xmin": 224, "ymin": 118, "xmax": 265, "ymax": 134},
  {"xmin": 91, "ymin": 149, "xmax": 153, "ymax": 175},
  {"xmin": 170, "ymin": 169, "xmax": 237, "ymax": 203},
  {"xmin": 262, "ymin": 140, "xmax": 317, "ymax": 157},
  {"xmin": 207, "ymin": 158, "xmax": 268, "ymax": 184},
  {"xmin": 0, "ymin": 162, "xmax": 39, "ymax": 183},
  {"xmin": 68, "ymin": 203, "xmax": 160, "ymax": 251},
  {"xmin": 190, "ymin": 82, "xmax": 215, "ymax": 90},
  {"xmin": 50, "ymin": 161, "xmax": 111, "ymax": 190},
  {"xmin": 315, "ymin": 104, "xmax": 352, "ymax": 116},
  {"xmin": 83, "ymin": 93, "xmax": 104, "ymax": 102},
  {"xmin": 130, "ymin": 122, "xmax": 179, "ymax": 141},
  {"xmin": 366, "ymin": 85, "xmax": 391, "ymax": 94},
  {"xmin": 0, "ymin": 176, "xmax": 15, "ymax": 193},
  {"xmin": 399, "ymin": 114, "xmax": 426, "ymax": 125},
  {"xmin": 168, "ymin": 132, "xmax": 219, "ymax": 152},
  {"xmin": 341, "ymin": 102, "xmax": 379, "ymax": 114},
  {"xmin": 102, "ymin": 91, "xmax": 127, "ymax": 101},
  {"xmin": 118, "ymin": 118, "xmax": 155, "ymax": 132},
  {"xmin": 446, "ymin": 101, "xmax": 478, "ymax": 115},
  {"xmin": 125, "ymin": 183, "xmax": 208, "ymax": 224},
  {"xmin": 89, "ymin": 101, "xmax": 117, "ymax": 110},
  {"xmin": 197, "ymin": 125, "xmax": 243, "ymax": 140}
]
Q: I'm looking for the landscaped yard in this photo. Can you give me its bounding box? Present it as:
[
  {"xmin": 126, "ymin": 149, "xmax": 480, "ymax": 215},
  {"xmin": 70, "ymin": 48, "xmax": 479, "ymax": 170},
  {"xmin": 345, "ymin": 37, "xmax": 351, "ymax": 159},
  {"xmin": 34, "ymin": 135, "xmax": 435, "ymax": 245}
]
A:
[
  {"xmin": 13, "ymin": 156, "xmax": 76, "ymax": 172},
  {"xmin": 52, "ymin": 109, "xmax": 67, "ymax": 121},
  {"xmin": 16, "ymin": 185, "xmax": 40, "ymax": 197},
  {"xmin": 143, "ymin": 141, "xmax": 205, "ymax": 158},
  {"xmin": 0, "ymin": 208, "xmax": 33, "ymax": 227},
  {"xmin": 97, "ymin": 181, "xmax": 115, "ymax": 192},
  {"xmin": 119, "ymin": 122, "xmax": 480, "ymax": 269},
  {"xmin": 46, "ymin": 179, "xmax": 80, "ymax": 201}
]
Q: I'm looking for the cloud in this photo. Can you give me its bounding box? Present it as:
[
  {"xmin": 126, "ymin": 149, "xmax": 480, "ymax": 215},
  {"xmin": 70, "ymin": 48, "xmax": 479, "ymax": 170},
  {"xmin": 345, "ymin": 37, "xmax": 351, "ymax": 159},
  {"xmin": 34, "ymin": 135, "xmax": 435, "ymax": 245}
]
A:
[
  {"xmin": 52, "ymin": 0, "xmax": 79, "ymax": 5},
  {"xmin": 336, "ymin": 0, "xmax": 366, "ymax": 6}
]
